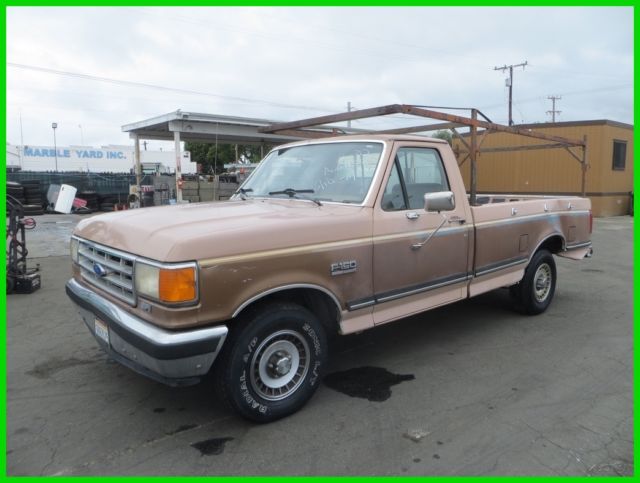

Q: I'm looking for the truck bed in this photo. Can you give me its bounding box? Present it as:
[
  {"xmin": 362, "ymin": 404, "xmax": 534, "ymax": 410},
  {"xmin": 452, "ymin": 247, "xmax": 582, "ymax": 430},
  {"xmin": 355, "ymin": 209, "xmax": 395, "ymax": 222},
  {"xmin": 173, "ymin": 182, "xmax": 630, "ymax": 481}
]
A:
[{"xmin": 468, "ymin": 194, "xmax": 592, "ymax": 297}]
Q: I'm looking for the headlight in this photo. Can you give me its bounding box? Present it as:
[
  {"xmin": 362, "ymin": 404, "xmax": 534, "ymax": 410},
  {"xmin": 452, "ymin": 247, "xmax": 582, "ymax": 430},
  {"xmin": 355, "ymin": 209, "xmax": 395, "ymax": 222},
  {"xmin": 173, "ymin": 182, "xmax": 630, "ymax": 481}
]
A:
[
  {"xmin": 70, "ymin": 238, "xmax": 79, "ymax": 263},
  {"xmin": 135, "ymin": 261, "xmax": 197, "ymax": 304}
]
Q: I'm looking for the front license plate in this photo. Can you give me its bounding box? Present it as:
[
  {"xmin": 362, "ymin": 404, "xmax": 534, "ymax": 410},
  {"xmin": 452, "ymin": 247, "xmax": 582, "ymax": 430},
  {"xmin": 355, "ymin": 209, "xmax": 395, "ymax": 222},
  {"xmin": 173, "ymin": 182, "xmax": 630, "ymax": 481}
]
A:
[{"xmin": 94, "ymin": 318, "xmax": 109, "ymax": 344}]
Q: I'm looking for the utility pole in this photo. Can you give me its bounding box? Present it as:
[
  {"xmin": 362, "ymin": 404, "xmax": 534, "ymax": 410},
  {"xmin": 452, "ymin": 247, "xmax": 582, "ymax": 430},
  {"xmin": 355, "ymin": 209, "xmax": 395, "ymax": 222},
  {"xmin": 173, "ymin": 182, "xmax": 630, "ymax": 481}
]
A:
[
  {"xmin": 19, "ymin": 111, "xmax": 24, "ymax": 168},
  {"xmin": 546, "ymin": 95, "xmax": 562, "ymax": 123},
  {"xmin": 493, "ymin": 61, "xmax": 528, "ymax": 126},
  {"xmin": 51, "ymin": 122, "xmax": 58, "ymax": 171},
  {"xmin": 347, "ymin": 101, "xmax": 352, "ymax": 128}
]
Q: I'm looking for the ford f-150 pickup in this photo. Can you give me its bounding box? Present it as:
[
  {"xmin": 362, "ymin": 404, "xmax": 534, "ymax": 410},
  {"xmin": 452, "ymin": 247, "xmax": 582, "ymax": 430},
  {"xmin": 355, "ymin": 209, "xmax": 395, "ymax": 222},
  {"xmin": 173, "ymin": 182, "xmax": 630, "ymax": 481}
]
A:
[{"xmin": 66, "ymin": 134, "xmax": 593, "ymax": 422}]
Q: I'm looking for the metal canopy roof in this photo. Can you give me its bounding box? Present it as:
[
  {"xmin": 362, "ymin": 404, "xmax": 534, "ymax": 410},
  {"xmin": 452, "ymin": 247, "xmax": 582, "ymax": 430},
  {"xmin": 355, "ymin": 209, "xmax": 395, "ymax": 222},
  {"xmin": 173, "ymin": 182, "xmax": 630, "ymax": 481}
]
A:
[
  {"xmin": 121, "ymin": 110, "xmax": 367, "ymax": 145},
  {"xmin": 121, "ymin": 109, "xmax": 370, "ymax": 202}
]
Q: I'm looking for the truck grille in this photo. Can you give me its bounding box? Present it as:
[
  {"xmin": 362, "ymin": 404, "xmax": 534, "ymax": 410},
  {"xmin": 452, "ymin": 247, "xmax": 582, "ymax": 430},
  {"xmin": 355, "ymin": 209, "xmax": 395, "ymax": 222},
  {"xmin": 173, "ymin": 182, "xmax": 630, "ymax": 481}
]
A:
[{"xmin": 78, "ymin": 239, "xmax": 136, "ymax": 305}]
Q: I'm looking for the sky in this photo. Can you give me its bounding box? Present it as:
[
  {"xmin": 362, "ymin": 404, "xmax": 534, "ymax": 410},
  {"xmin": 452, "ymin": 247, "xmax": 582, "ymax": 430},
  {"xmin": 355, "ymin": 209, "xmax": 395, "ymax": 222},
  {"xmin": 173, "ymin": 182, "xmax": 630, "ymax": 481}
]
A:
[{"xmin": 6, "ymin": 6, "xmax": 634, "ymax": 150}]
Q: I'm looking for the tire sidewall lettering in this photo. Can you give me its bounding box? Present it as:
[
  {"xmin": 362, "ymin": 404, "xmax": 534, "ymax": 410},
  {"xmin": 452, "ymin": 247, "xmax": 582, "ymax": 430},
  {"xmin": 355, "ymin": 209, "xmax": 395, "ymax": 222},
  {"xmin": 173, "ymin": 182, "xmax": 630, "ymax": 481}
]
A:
[
  {"xmin": 220, "ymin": 304, "xmax": 328, "ymax": 422},
  {"xmin": 238, "ymin": 322, "xmax": 322, "ymax": 413},
  {"xmin": 302, "ymin": 322, "xmax": 322, "ymax": 357},
  {"xmin": 238, "ymin": 369, "xmax": 268, "ymax": 414}
]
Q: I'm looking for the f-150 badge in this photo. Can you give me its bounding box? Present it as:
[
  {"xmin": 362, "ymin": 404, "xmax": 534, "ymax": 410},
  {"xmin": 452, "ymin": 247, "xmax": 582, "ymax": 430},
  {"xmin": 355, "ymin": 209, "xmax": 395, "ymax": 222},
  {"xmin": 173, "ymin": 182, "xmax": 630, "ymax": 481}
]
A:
[{"xmin": 331, "ymin": 260, "xmax": 357, "ymax": 276}]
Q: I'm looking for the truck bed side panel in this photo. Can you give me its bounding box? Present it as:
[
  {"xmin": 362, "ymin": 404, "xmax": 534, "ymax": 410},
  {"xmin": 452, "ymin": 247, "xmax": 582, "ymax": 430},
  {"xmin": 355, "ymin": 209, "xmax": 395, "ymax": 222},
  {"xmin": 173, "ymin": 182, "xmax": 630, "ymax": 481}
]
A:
[{"xmin": 469, "ymin": 196, "xmax": 591, "ymax": 297}]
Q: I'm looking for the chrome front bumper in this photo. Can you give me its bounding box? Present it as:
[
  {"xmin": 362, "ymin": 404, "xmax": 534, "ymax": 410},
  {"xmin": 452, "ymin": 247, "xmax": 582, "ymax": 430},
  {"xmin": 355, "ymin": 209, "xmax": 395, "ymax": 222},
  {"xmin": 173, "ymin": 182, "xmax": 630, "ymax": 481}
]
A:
[{"xmin": 66, "ymin": 278, "xmax": 228, "ymax": 386}]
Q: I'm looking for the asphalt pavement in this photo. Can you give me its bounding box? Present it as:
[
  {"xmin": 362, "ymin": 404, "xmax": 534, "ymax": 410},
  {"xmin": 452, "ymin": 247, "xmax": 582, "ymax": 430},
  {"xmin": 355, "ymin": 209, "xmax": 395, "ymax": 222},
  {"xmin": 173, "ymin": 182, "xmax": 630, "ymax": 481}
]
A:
[{"xmin": 6, "ymin": 214, "xmax": 633, "ymax": 476}]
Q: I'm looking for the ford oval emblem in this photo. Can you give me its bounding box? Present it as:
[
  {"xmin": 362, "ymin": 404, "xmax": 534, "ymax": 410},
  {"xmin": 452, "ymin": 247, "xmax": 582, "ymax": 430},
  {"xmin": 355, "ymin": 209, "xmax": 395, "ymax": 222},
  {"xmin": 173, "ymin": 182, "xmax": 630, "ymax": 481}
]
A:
[{"xmin": 93, "ymin": 263, "xmax": 108, "ymax": 277}]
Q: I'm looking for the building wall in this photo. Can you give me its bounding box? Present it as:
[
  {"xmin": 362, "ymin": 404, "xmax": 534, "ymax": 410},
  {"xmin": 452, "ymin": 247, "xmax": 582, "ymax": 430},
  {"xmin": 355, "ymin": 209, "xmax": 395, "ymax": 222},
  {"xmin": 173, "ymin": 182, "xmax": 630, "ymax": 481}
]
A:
[
  {"xmin": 454, "ymin": 121, "xmax": 633, "ymax": 216},
  {"xmin": 6, "ymin": 144, "xmax": 197, "ymax": 174},
  {"xmin": 6, "ymin": 143, "xmax": 20, "ymax": 167}
]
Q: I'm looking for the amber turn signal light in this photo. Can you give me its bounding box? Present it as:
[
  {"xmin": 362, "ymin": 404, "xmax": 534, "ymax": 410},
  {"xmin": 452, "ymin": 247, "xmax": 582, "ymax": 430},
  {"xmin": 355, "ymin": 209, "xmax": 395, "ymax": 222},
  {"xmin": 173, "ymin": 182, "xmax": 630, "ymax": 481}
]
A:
[{"xmin": 159, "ymin": 267, "xmax": 196, "ymax": 303}]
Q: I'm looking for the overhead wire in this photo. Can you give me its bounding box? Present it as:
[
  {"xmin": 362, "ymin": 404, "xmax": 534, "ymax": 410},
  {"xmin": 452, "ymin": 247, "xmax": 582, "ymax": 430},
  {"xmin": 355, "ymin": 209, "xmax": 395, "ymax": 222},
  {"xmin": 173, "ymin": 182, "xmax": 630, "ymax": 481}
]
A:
[
  {"xmin": 132, "ymin": 7, "xmax": 439, "ymax": 65},
  {"xmin": 7, "ymin": 62, "xmax": 334, "ymax": 114}
]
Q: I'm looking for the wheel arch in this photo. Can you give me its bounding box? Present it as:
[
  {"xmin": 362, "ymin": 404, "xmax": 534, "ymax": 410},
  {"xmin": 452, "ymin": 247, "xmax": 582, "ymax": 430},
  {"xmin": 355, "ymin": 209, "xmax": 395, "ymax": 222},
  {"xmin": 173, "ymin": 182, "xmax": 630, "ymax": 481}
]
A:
[
  {"xmin": 231, "ymin": 284, "xmax": 342, "ymax": 335},
  {"xmin": 530, "ymin": 233, "xmax": 565, "ymax": 261}
]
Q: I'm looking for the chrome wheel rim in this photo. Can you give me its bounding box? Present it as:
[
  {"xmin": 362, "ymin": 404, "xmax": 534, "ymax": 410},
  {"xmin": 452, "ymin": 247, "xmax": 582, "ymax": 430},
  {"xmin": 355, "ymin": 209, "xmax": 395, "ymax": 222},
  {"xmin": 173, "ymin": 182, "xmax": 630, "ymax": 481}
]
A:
[
  {"xmin": 250, "ymin": 329, "xmax": 310, "ymax": 401},
  {"xmin": 534, "ymin": 263, "xmax": 552, "ymax": 302}
]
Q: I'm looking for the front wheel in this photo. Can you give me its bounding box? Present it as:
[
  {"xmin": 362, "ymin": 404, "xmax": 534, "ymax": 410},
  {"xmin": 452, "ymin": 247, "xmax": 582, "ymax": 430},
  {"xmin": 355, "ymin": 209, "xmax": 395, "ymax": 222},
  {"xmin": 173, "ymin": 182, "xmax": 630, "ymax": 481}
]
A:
[
  {"xmin": 510, "ymin": 249, "xmax": 557, "ymax": 315},
  {"xmin": 213, "ymin": 303, "xmax": 327, "ymax": 423}
]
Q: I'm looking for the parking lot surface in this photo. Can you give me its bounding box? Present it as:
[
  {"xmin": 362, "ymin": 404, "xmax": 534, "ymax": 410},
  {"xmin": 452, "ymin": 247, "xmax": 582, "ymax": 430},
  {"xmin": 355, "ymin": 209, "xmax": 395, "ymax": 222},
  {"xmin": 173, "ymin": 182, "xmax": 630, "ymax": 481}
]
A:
[{"xmin": 6, "ymin": 214, "xmax": 633, "ymax": 476}]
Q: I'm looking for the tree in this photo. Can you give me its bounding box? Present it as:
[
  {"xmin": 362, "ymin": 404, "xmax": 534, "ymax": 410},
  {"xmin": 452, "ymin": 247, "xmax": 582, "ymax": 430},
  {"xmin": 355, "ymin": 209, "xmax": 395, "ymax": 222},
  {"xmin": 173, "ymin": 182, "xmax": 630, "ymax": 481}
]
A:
[
  {"xmin": 431, "ymin": 130, "xmax": 453, "ymax": 145},
  {"xmin": 184, "ymin": 142, "xmax": 272, "ymax": 174}
]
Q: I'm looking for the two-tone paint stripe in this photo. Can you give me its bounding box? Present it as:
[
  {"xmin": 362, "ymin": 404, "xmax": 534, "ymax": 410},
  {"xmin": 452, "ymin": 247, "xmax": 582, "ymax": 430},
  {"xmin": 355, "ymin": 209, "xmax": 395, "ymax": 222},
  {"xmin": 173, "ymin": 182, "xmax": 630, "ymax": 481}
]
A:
[
  {"xmin": 200, "ymin": 226, "xmax": 467, "ymax": 267},
  {"xmin": 200, "ymin": 237, "xmax": 372, "ymax": 267},
  {"xmin": 474, "ymin": 257, "xmax": 528, "ymax": 277},
  {"xmin": 565, "ymin": 241, "xmax": 592, "ymax": 250},
  {"xmin": 347, "ymin": 272, "xmax": 471, "ymax": 311},
  {"xmin": 473, "ymin": 210, "xmax": 590, "ymax": 229},
  {"xmin": 199, "ymin": 210, "xmax": 587, "ymax": 268}
]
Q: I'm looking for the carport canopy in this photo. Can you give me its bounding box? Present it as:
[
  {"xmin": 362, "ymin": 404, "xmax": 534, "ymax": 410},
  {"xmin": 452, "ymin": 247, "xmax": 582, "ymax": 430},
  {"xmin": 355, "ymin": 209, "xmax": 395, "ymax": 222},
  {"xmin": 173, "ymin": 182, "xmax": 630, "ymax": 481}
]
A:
[
  {"xmin": 121, "ymin": 110, "xmax": 367, "ymax": 201},
  {"xmin": 122, "ymin": 110, "xmax": 317, "ymax": 145}
]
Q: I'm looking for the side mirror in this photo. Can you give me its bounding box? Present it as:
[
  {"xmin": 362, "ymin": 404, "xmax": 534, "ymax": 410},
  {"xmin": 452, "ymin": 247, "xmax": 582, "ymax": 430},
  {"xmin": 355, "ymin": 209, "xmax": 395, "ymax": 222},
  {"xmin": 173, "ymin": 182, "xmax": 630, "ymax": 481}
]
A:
[{"xmin": 424, "ymin": 191, "xmax": 455, "ymax": 212}]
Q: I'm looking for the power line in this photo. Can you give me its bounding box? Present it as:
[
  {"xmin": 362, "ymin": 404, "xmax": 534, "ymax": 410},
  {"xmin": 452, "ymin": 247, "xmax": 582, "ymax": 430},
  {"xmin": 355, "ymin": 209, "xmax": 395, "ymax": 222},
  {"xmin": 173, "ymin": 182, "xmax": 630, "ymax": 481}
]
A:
[
  {"xmin": 546, "ymin": 95, "xmax": 562, "ymax": 122},
  {"xmin": 7, "ymin": 62, "xmax": 333, "ymax": 114},
  {"xmin": 479, "ymin": 84, "xmax": 632, "ymax": 112},
  {"xmin": 132, "ymin": 8, "xmax": 439, "ymax": 65},
  {"xmin": 7, "ymin": 64, "xmax": 470, "ymax": 131}
]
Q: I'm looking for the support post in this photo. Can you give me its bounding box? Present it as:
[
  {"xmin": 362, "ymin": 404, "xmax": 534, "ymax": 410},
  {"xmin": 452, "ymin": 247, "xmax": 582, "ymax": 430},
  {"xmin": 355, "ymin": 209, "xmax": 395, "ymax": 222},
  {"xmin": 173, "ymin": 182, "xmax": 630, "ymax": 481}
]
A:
[
  {"xmin": 470, "ymin": 109, "xmax": 478, "ymax": 206},
  {"xmin": 134, "ymin": 135, "xmax": 142, "ymax": 198},
  {"xmin": 581, "ymin": 135, "xmax": 588, "ymax": 197},
  {"xmin": 508, "ymin": 65, "xmax": 514, "ymax": 126},
  {"xmin": 174, "ymin": 130, "xmax": 183, "ymax": 202}
]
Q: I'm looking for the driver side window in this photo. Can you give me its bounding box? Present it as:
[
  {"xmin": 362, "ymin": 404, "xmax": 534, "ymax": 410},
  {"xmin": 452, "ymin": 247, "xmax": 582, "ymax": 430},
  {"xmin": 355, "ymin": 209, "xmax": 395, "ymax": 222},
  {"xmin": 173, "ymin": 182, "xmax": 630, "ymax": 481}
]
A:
[
  {"xmin": 381, "ymin": 162, "xmax": 407, "ymax": 211},
  {"xmin": 382, "ymin": 147, "xmax": 449, "ymax": 211}
]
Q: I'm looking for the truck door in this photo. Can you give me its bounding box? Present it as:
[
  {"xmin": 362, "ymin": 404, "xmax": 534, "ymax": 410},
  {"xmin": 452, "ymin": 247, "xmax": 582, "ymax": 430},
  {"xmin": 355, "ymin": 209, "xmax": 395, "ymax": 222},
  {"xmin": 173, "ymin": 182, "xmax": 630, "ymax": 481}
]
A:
[{"xmin": 372, "ymin": 144, "xmax": 471, "ymax": 325}]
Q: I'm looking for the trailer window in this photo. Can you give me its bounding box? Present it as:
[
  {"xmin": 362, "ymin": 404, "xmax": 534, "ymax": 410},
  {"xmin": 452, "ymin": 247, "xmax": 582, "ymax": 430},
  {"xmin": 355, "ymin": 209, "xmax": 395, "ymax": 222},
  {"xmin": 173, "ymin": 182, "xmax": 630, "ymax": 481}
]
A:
[{"xmin": 612, "ymin": 140, "xmax": 627, "ymax": 171}]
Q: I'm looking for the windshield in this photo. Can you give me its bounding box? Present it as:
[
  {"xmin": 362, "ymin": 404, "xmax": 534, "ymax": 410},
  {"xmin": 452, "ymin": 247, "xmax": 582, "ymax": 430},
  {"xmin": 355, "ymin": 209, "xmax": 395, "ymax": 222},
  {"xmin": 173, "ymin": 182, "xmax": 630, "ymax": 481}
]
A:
[{"xmin": 238, "ymin": 141, "xmax": 384, "ymax": 204}]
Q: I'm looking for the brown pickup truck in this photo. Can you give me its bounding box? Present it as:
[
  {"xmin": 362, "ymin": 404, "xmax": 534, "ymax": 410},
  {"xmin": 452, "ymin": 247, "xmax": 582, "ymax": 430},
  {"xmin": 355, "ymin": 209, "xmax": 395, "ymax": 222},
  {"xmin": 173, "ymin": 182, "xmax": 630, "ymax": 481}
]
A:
[{"xmin": 66, "ymin": 134, "xmax": 593, "ymax": 422}]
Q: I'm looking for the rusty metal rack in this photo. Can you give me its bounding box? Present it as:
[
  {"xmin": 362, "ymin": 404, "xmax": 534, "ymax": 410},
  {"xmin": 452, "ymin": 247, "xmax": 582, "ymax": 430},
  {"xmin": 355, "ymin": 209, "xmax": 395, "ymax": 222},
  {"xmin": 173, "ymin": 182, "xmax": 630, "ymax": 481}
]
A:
[{"xmin": 258, "ymin": 104, "xmax": 588, "ymax": 206}]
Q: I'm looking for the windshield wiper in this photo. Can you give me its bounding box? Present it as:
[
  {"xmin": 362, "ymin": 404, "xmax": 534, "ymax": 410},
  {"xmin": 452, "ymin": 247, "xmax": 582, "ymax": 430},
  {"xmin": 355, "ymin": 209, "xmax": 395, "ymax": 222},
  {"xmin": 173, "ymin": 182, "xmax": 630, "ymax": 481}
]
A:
[
  {"xmin": 268, "ymin": 188, "xmax": 322, "ymax": 206},
  {"xmin": 236, "ymin": 187, "xmax": 253, "ymax": 200}
]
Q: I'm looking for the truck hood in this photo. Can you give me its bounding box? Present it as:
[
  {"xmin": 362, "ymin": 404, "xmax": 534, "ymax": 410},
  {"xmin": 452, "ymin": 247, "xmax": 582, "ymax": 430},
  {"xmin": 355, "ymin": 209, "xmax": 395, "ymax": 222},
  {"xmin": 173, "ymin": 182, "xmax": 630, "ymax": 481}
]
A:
[{"xmin": 74, "ymin": 199, "xmax": 372, "ymax": 262}]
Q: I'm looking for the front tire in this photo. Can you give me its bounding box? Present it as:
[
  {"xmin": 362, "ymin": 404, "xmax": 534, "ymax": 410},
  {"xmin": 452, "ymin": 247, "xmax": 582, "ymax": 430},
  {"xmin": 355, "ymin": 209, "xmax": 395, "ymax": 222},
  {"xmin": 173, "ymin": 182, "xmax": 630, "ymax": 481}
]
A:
[
  {"xmin": 511, "ymin": 249, "xmax": 557, "ymax": 315},
  {"xmin": 213, "ymin": 303, "xmax": 327, "ymax": 423}
]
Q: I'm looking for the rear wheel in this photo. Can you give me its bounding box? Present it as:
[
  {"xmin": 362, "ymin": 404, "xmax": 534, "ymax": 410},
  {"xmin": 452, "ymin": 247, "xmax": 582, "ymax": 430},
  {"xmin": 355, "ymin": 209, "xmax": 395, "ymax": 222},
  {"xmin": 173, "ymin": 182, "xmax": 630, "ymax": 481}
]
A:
[
  {"xmin": 511, "ymin": 249, "xmax": 557, "ymax": 315},
  {"xmin": 214, "ymin": 303, "xmax": 327, "ymax": 423}
]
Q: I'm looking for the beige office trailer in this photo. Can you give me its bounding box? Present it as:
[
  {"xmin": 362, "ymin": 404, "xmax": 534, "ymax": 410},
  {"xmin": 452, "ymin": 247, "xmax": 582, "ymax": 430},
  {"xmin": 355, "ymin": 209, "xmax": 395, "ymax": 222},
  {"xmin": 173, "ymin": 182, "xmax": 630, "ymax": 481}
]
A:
[{"xmin": 454, "ymin": 120, "xmax": 633, "ymax": 216}]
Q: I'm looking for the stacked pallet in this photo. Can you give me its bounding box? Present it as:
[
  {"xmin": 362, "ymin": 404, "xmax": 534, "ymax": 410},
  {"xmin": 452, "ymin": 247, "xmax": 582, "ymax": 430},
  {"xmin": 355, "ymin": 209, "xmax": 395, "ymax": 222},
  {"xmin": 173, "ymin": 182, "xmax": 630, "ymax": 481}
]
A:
[
  {"xmin": 182, "ymin": 180, "xmax": 200, "ymax": 203},
  {"xmin": 199, "ymin": 179, "xmax": 216, "ymax": 202},
  {"xmin": 218, "ymin": 181, "xmax": 238, "ymax": 201}
]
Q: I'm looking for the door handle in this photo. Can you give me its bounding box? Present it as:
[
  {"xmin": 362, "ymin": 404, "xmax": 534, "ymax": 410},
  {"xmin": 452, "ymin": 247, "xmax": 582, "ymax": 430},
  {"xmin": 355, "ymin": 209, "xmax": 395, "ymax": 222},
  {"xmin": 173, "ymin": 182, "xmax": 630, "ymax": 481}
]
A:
[
  {"xmin": 406, "ymin": 212, "xmax": 420, "ymax": 220},
  {"xmin": 448, "ymin": 216, "xmax": 466, "ymax": 225}
]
